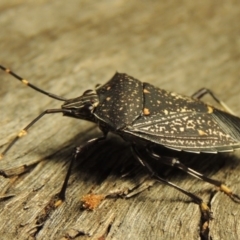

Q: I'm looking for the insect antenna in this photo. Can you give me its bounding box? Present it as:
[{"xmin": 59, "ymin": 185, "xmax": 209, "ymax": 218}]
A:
[
  {"xmin": 0, "ymin": 65, "xmax": 71, "ymax": 159},
  {"xmin": 0, "ymin": 65, "xmax": 67, "ymax": 101}
]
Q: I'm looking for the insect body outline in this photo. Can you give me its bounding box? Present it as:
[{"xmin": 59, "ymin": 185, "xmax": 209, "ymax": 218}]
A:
[{"xmin": 1, "ymin": 65, "xmax": 240, "ymax": 225}]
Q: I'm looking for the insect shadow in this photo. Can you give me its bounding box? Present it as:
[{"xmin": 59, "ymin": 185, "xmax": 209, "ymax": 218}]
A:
[{"xmin": 58, "ymin": 132, "xmax": 238, "ymax": 203}]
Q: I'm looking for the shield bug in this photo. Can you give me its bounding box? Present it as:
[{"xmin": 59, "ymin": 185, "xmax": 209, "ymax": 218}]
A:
[{"xmin": 1, "ymin": 65, "xmax": 240, "ymax": 223}]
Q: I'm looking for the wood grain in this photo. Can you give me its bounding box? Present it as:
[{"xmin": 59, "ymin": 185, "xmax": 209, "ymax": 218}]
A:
[{"xmin": 1, "ymin": 1, "xmax": 240, "ymax": 239}]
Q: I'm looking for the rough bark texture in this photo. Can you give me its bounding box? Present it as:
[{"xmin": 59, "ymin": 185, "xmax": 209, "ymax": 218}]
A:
[{"xmin": 1, "ymin": 1, "xmax": 240, "ymax": 239}]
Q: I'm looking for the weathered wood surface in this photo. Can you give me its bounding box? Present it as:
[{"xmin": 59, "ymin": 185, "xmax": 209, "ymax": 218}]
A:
[{"xmin": 1, "ymin": 1, "xmax": 240, "ymax": 239}]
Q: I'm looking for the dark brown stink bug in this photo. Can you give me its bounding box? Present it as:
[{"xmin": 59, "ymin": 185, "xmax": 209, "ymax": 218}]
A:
[{"xmin": 1, "ymin": 65, "xmax": 240, "ymax": 222}]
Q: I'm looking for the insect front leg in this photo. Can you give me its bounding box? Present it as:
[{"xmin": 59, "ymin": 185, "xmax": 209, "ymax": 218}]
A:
[
  {"xmin": 131, "ymin": 144, "xmax": 212, "ymax": 222},
  {"xmin": 58, "ymin": 134, "xmax": 107, "ymax": 201},
  {"xmin": 148, "ymin": 148, "xmax": 240, "ymax": 202},
  {"xmin": 191, "ymin": 88, "xmax": 235, "ymax": 114},
  {"xmin": 0, "ymin": 109, "xmax": 71, "ymax": 159}
]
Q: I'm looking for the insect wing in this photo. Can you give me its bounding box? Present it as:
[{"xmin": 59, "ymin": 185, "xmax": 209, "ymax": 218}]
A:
[
  {"xmin": 123, "ymin": 82, "xmax": 240, "ymax": 153},
  {"xmin": 212, "ymin": 109, "xmax": 240, "ymax": 143},
  {"xmin": 125, "ymin": 111, "xmax": 240, "ymax": 152}
]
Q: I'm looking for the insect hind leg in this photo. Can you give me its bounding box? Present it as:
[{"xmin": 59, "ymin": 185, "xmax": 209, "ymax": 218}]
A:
[
  {"xmin": 191, "ymin": 88, "xmax": 235, "ymax": 115},
  {"xmin": 148, "ymin": 148, "xmax": 240, "ymax": 203},
  {"xmin": 131, "ymin": 144, "xmax": 212, "ymax": 222}
]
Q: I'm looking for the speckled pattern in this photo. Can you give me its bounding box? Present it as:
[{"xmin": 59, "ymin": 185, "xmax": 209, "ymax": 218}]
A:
[
  {"xmin": 125, "ymin": 81, "xmax": 240, "ymax": 152},
  {"xmin": 94, "ymin": 73, "xmax": 240, "ymax": 153},
  {"xmin": 63, "ymin": 72, "xmax": 240, "ymax": 153},
  {"xmin": 95, "ymin": 73, "xmax": 143, "ymax": 129}
]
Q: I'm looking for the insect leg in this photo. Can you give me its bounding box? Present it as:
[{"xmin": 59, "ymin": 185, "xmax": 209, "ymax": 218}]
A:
[
  {"xmin": 191, "ymin": 88, "xmax": 234, "ymax": 114},
  {"xmin": 148, "ymin": 149, "xmax": 240, "ymax": 202},
  {"xmin": 0, "ymin": 109, "xmax": 71, "ymax": 159},
  {"xmin": 58, "ymin": 135, "xmax": 107, "ymax": 201},
  {"xmin": 131, "ymin": 145, "xmax": 212, "ymax": 221},
  {"xmin": 0, "ymin": 65, "xmax": 67, "ymax": 101}
]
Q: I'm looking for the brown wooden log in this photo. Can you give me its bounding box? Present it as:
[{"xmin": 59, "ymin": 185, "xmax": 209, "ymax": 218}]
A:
[{"xmin": 1, "ymin": 1, "xmax": 240, "ymax": 239}]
